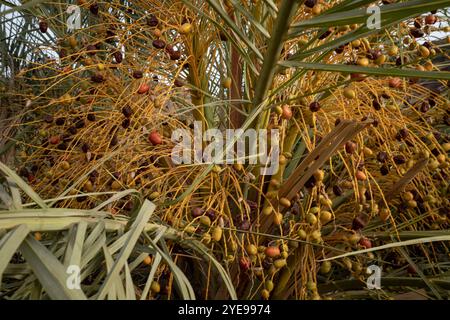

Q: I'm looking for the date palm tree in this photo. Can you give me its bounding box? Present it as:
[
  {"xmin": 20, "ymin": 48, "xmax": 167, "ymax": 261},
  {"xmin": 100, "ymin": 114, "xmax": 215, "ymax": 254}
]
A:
[{"xmin": 1, "ymin": 0, "xmax": 449, "ymax": 300}]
